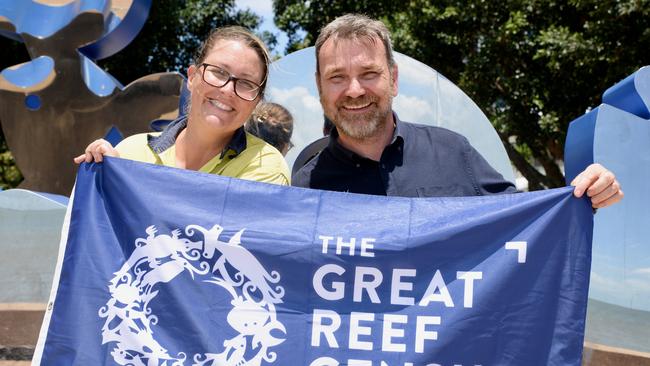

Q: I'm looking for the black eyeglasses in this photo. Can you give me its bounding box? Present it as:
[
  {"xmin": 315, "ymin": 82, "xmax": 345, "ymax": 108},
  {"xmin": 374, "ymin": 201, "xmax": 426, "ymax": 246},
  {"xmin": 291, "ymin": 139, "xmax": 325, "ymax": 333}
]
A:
[{"xmin": 200, "ymin": 63, "xmax": 264, "ymax": 101}]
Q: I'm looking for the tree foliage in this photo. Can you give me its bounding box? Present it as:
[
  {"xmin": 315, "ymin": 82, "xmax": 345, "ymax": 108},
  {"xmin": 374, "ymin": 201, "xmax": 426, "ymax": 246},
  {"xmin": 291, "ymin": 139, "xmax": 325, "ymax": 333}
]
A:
[
  {"xmin": 98, "ymin": 0, "xmax": 270, "ymax": 85},
  {"xmin": 0, "ymin": 0, "xmax": 268, "ymax": 189},
  {"xmin": 274, "ymin": 0, "xmax": 650, "ymax": 189},
  {"xmin": 0, "ymin": 38, "xmax": 28, "ymax": 189},
  {"xmin": 0, "ymin": 129, "xmax": 23, "ymax": 190}
]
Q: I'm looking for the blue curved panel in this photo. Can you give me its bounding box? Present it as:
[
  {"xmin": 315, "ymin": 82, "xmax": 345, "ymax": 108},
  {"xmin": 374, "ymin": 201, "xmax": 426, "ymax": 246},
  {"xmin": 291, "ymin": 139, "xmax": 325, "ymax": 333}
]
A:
[
  {"xmin": 565, "ymin": 66, "xmax": 650, "ymax": 353},
  {"xmin": 603, "ymin": 67, "xmax": 650, "ymax": 120},
  {"xmin": 81, "ymin": 55, "xmax": 121, "ymax": 96},
  {"xmin": 0, "ymin": 0, "xmax": 110, "ymax": 39},
  {"xmin": 0, "ymin": 0, "xmax": 150, "ymax": 61},
  {"xmin": 79, "ymin": 0, "xmax": 152, "ymax": 60},
  {"xmin": 0, "ymin": 56, "xmax": 54, "ymax": 88},
  {"xmin": 564, "ymin": 109, "xmax": 596, "ymax": 183}
]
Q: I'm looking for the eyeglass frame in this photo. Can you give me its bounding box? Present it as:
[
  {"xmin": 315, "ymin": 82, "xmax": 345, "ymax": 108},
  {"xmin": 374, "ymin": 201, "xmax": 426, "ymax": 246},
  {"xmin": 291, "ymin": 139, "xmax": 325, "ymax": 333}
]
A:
[{"xmin": 199, "ymin": 63, "xmax": 266, "ymax": 101}]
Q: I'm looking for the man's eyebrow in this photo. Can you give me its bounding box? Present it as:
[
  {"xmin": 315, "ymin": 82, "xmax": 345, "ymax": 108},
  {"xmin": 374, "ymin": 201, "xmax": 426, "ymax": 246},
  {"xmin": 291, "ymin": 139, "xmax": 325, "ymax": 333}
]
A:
[
  {"xmin": 322, "ymin": 63, "xmax": 382, "ymax": 75},
  {"xmin": 322, "ymin": 65, "xmax": 343, "ymax": 75},
  {"xmin": 359, "ymin": 64, "xmax": 382, "ymax": 72}
]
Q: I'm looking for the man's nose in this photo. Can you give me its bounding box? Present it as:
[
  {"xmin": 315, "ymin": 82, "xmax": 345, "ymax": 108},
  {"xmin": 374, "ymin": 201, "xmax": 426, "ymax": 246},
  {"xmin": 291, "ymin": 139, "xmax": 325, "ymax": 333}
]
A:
[{"xmin": 344, "ymin": 78, "xmax": 366, "ymax": 98}]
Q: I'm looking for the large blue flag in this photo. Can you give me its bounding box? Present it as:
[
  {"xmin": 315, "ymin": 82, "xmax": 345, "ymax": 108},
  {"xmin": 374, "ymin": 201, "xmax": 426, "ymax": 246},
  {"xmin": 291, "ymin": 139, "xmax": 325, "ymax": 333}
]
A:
[{"xmin": 34, "ymin": 157, "xmax": 593, "ymax": 366}]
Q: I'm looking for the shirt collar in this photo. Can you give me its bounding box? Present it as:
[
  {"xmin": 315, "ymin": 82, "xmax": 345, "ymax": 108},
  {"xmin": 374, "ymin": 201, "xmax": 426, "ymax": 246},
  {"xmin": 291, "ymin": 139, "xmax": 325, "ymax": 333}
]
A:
[
  {"xmin": 391, "ymin": 113, "xmax": 406, "ymax": 144},
  {"xmin": 328, "ymin": 112, "xmax": 404, "ymax": 163},
  {"xmin": 147, "ymin": 115, "xmax": 247, "ymax": 158}
]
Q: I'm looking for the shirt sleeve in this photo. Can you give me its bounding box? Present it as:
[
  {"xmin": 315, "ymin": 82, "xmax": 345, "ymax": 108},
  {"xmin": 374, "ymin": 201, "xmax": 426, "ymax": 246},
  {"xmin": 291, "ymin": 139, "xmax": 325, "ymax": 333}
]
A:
[
  {"xmin": 114, "ymin": 133, "xmax": 158, "ymax": 163},
  {"xmin": 231, "ymin": 143, "xmax": 291, "ymax": 186},
  {"xmin": 463, "ymin": 137, "xmax": 518, "ymax": 195},
  {"xmin": 238, "ymin": 168, "xmax": 290, "ymax": 186},
  {"xmin": 291, "ymin": 164, "xmax": 312, "ymax": 188}
]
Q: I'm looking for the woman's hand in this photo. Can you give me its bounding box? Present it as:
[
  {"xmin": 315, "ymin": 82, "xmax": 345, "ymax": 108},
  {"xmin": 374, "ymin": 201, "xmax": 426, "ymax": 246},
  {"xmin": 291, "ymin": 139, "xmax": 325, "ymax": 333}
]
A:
[{"xmin": 73, "ymin": 139, "xmax": 119, "ymax": 164}]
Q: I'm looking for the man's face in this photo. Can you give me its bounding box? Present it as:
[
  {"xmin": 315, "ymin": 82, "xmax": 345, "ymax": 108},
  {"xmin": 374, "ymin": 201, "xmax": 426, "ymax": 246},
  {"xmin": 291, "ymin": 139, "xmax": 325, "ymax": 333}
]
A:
[{"xmin": 316, "ymin": 37, "xmax": 398, "ymax": 140}]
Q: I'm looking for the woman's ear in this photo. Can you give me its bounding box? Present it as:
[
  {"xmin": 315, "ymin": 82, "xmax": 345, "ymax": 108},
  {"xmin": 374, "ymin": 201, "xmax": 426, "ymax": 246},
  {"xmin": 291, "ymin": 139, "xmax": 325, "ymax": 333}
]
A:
[{"xmin": 187, "ymin": 65, "xmax": 198, "ymax": 88}]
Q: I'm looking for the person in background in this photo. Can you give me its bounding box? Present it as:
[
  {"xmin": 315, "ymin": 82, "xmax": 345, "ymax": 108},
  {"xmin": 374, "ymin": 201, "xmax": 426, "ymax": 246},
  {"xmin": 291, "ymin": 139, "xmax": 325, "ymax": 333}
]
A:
[
  {"xmin": 75, "ymin": 26, "xmax": 289, "ymax": 185},
  {"xmin": 245, "ymin": 102, "xmax": 294, "ymax": 156}
]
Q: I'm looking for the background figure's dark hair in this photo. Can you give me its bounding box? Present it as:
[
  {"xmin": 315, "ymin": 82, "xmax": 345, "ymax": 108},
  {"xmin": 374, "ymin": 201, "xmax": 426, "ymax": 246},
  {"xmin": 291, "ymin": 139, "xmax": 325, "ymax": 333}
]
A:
[
  {"xmin": 323, "ymin": 115, "xmax": 335, "ymax": 136},
  {"xmin": 245, "ymin": 102, "xmax": 294, "ymax": 155}
]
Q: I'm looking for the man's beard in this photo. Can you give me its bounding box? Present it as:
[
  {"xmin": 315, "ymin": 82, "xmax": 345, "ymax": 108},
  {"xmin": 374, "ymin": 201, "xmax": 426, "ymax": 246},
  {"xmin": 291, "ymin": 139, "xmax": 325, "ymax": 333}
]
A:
[{"xmin": 328, "ymin": 94, "xmax": 393, "ymax": 140}]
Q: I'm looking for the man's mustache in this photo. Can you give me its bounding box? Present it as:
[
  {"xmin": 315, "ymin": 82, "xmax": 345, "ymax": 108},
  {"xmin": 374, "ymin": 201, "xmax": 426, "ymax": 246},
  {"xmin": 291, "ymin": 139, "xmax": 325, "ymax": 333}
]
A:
[{"xmin": 336, "ymin": 96, "xmax": 377, "ymax": 109}]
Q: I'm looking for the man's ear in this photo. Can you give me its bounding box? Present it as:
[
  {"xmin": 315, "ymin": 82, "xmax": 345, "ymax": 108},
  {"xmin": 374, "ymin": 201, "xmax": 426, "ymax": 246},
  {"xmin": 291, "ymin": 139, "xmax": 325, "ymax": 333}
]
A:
[
  {"xmin": 391, "ymin": 64, "xmax": 399, "ymax": 96},
  {"xmin": 315, "ymin": 72, "xmax": 322, "ymax": 96}
]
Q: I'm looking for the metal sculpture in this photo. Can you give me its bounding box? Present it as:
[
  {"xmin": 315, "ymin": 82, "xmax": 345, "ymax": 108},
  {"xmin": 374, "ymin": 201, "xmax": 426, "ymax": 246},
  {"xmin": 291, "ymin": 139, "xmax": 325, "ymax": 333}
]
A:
[
  {"xmin": 0, "ymin": 0, "xmax": 183, "ymax": 195},
  {"xmin": 565, "ymin": 66, "xmax": 650, "ymax": 352}
]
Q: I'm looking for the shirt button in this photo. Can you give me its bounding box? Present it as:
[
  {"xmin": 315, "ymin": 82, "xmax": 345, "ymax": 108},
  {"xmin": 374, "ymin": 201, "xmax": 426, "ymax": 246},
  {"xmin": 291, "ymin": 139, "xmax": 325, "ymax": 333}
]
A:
[
  {"xmin": 381, "ymin": 164, "xmax": 385, "ymax": 168},
  {"xmin": 356, "ymin": 164, "xmax": 360, "ymax": 168}
]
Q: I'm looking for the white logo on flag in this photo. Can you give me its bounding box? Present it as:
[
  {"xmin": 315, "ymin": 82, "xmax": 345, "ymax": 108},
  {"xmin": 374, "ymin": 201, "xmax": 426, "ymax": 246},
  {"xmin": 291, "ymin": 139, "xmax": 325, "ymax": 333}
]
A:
[{"xmin": 99, "ymin": 224, "xmax": 286, "ymax": 366}]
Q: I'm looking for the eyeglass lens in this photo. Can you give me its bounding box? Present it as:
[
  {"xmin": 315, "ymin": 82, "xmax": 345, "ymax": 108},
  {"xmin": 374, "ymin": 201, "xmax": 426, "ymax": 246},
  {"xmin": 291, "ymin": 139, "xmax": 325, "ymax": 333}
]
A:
[{"xmin": 202, "ymin": 64, "xmax": 261, "ymax": 101}]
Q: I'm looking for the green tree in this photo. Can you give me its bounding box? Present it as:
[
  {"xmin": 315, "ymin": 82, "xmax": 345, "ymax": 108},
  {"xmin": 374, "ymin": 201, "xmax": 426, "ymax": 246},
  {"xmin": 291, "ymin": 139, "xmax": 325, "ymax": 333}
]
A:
[
  {"xmin": 0, "ymin": 129, "xmax": 23, "ymax": 190},
  {"xmin": 99, "ymin": 0, "xmax": 272, "ymax": 85},
  {"xmin": 274, "ymin": 0, "xmax": 650, "ymax": 190},
  {"xmin": 0, "ymin": 0, "xmax": 270, "ymax": 189},
  {"xmin": 0, "ymin": 37, "xmax": 28, "ymax": 189}
]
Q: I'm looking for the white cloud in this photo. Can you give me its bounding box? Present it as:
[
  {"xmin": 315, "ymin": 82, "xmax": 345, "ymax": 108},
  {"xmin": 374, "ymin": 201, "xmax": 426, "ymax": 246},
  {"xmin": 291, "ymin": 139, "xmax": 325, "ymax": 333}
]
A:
[
  {"xmin": 632, "ymin": 268, "xmax": 650, "ymax": 275},
  {"xmin": 267, "ymin": 86, "xmax": 323, "ymax": 162},
  {"xmin": 393, "ymin": 94, "xmax": 434, "ymax": 123},
  {"xmin": 395, "ymin": 53, "xmax": 437, "ymax": 87},
  {"xmin": 590, "ymin": 270, "xmax": 650, "ymax": 311},
  {"xmin": 590, "ymin": 271, "xmax": 620, "ymax": 289},
  {"xmin": 268, "ymin": 86, "xmax": 321, "ymax": 113},
  {"xmin": 625, "ymin": 277, "xmax": 650, "ymax": 292}
]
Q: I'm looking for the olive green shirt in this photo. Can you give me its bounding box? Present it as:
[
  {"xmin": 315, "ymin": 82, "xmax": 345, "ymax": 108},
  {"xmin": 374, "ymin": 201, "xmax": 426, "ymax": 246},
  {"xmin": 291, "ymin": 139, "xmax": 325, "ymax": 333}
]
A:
[{"xmin": 115, "ymin": 117, "xmax": 290, "ymax": 186}]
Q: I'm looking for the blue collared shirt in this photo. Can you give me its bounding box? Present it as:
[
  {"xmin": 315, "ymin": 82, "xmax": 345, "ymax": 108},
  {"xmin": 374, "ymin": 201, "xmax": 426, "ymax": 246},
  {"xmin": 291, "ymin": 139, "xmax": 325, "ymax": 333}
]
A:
[
  {"xmin": 147, "ymin": 115, "xmax": 247, "ymax": 159},
  {"xmin": 292, "ymin": 115, "xmax": 516, "ymax": 197}
]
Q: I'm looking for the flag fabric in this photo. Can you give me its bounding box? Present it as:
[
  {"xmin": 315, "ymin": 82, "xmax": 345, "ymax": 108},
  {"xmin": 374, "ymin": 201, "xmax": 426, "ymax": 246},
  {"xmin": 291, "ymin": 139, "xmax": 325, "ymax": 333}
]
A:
[{"xmin": 33, "ymin": 157, "xmax": 593, "ymax": 366}]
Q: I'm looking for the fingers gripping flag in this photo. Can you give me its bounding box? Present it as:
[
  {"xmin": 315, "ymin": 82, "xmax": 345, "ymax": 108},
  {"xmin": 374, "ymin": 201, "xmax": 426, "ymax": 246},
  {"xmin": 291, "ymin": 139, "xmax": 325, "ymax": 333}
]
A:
[{"xmin": 33, "ymin": 158, "xmax": 593, "ymax": 366}]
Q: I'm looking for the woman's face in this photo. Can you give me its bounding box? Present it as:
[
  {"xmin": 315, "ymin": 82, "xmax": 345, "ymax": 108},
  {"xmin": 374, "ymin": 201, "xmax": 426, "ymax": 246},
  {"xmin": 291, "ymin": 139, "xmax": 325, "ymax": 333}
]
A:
[{"xmin": 187, "ymin": 39, "xmax": 265, "ymax": 137}]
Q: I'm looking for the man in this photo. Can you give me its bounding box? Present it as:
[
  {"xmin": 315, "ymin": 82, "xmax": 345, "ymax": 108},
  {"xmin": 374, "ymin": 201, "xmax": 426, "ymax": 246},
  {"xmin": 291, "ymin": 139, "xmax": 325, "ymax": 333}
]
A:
[{"xmin": 292, "ymin": 14, "xmax": 623, "ymax": 208}]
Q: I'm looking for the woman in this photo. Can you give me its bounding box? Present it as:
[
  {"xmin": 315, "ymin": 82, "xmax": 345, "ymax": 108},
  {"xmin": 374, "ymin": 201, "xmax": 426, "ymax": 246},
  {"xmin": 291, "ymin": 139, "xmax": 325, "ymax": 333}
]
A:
[{"xmin": 74, "ymin": 26, "xmax": 289, "ymax": 185}]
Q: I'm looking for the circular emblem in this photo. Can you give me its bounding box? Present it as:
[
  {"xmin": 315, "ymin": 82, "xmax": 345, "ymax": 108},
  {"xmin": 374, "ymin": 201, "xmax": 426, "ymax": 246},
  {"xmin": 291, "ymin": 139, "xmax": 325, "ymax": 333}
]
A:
[{"xmin": 99, "ymin": 224, "xmax": 286, "ymax": 365}]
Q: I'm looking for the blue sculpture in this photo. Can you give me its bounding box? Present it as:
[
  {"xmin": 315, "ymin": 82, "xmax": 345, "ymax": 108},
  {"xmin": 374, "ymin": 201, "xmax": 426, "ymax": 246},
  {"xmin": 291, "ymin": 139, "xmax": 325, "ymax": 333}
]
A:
[
  {"xmin": 565, "ymin": 66, "xmax": 650, "ymax": 352},
  {"xmin": 0, "ymin": 0, "xmax": 183, "ymax": 194}
]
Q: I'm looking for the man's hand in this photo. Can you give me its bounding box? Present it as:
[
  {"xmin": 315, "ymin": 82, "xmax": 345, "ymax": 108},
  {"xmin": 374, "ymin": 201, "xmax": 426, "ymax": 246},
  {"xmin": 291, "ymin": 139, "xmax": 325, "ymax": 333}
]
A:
[
  {"xmin": 73, "ymin": 139, "xmax": 119, "ymax": 164},
  {"xmin": 571, "ymin": 163, "xmax": 623, "ymax": 209}
]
